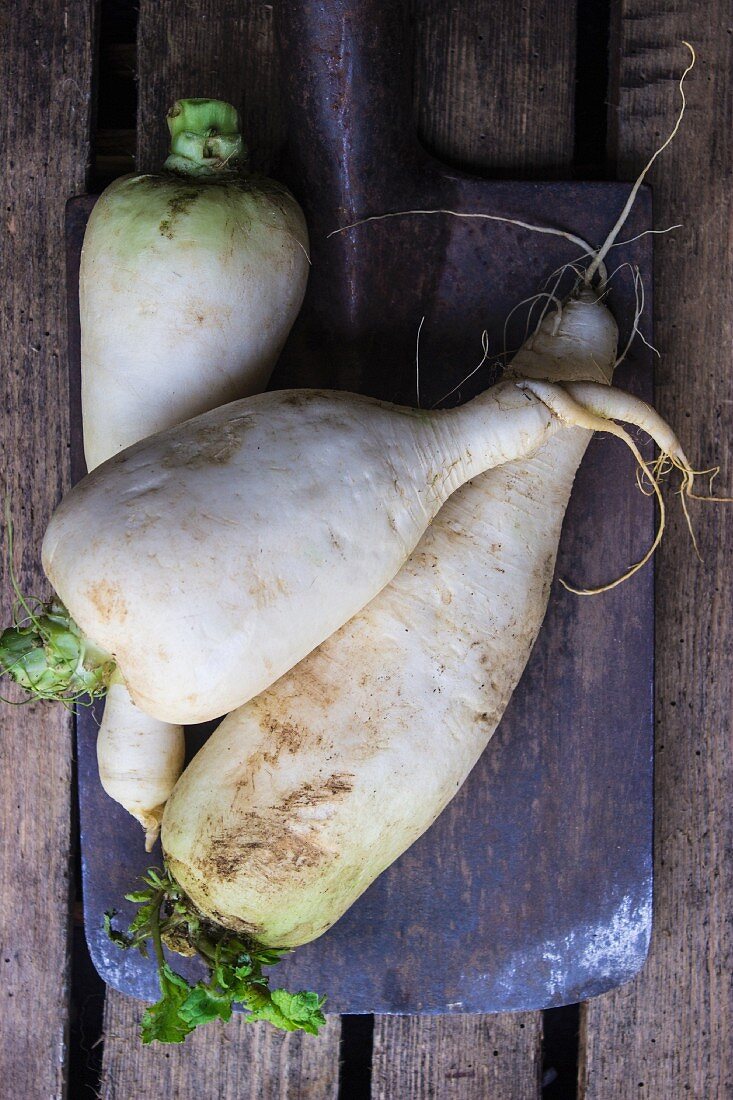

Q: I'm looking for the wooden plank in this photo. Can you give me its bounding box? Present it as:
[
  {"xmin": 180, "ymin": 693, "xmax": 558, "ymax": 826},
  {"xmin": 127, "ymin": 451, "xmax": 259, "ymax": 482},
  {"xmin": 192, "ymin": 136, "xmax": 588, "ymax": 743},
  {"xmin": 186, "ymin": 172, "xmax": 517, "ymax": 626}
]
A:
[
  {"xmin": 101, "ymin": 992, "xmax": 341, "ymax": 1099},
  {"xmin": 372, "ymin": 1015, "xmax": 542, "ymax": 1099},
  {"xmin": 373, "ymin": 1, "xmax": 575, "ymax": 1094},
  {"xmin": 580, "ymin": 9, "xmax": 733, "ymax": 1099},
  {"xmin": 412, "ymin": 0, "xmax": 576, "ymax": 173},
  {"xmin": 0, "ymin": 1, "xmax": 96, "ymax": 1096},
  {"xmin": 101, "ymin": 0, "xmax": 342, "ymax": 1087}
]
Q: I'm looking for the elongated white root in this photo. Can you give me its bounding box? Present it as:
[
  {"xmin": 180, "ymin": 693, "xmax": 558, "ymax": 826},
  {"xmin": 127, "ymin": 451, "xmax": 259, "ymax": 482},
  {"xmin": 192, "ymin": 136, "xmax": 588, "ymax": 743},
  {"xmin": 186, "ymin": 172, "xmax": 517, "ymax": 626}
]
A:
[
  {"xmin": 97, "ymin": 675, "xmax": 185, "ymax": 850},
  {"xmin": 562, "ymin": 382, "xmax": 690, "ymax": 467},
  {"xmin": 517, "ymin": 378, "xmax": 708, "ymax": 592}
]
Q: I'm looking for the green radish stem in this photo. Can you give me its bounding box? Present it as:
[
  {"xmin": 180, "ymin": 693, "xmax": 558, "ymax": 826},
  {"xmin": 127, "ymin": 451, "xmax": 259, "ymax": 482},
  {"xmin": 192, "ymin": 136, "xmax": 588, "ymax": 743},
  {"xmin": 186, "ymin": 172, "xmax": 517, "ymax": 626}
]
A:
[
  {"xmin": 163, "ymin": 98, "xmax": 246, "ymax": 177},
  {"xmin": 0, "ymin": 501, "xmax": 113, "ymax": 702},
  {"xmin": 104, "ymin": 866, "xmax": 327, "ymax": 1043}
]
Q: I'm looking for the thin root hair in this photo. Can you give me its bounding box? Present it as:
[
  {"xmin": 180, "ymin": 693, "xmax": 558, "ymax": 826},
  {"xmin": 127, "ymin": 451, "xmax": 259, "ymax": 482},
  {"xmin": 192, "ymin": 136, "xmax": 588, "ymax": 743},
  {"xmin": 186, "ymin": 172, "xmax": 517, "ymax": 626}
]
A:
[
  {"xmin": 415, "ymin": 315, "xmax": 425, "ymax": 408},
  {"xmin": 584, "ymin": 42, "xmax": 695, "ymax": 285},
  {"xmin": 501, "ymin": 291, "xmax": 563, "ymax": 364},
  {"xmin": 612, "ymin": 266, "xmax": 658, "ymax": 367},
  {"xmin": 328, "ymin": 209, "xmax": 608, "ymax": 285},
  {"xmin": 431, "ymin": 330, "xmax": 492, "ymax": 408}
]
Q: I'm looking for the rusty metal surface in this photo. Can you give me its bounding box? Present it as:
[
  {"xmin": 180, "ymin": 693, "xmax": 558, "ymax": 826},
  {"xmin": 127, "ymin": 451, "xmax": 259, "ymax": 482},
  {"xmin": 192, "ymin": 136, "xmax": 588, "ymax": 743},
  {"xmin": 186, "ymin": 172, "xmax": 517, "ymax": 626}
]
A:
[{"xmin": 73, "ymin": 0, "xmax": 654, "ymax": 1014}]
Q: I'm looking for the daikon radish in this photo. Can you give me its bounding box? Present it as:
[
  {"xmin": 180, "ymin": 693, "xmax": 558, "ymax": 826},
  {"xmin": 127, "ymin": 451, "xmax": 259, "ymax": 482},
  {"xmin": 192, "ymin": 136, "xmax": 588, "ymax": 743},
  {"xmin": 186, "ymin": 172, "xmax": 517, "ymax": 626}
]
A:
[
  {"xmin": 3, "ymin": 381, "xmax": 564, "ymax": 723},
  {"xmin": 159, "ymin": 286, "xmax": 622, "ymax": 948},
  {"xmin": 81, "ymin": 97, "xmax": 309, "ymax": 469}
]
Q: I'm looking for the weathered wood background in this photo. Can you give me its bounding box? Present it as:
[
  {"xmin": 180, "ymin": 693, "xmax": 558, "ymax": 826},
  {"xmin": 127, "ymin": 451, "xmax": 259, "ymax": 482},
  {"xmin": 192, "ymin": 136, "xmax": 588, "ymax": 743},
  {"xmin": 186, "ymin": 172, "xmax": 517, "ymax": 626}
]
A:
[{"xmin": 1, "ymin": 0, "xmax": 731, "ymax": 1097}]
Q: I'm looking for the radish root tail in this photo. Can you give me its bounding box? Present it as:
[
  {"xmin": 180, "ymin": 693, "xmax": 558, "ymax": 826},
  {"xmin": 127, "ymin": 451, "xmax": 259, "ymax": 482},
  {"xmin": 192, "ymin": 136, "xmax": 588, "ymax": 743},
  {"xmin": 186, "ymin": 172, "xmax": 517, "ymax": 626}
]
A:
[
  {"xmin": 584, "ymin": 41, "xmax": 696, "ymax": 285},
  {"xmin": 517, "ymin": 380, "xmax": 671, "ymax": 593}
]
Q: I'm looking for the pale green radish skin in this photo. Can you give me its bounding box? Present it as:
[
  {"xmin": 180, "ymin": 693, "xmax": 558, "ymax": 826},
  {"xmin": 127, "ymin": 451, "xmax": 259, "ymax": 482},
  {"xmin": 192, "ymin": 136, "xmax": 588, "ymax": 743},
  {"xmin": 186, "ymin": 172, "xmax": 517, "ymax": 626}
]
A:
[
  {"xmin": 160, "ymin": 288, "xmax": 618, "ymax": 947},
  {"xmin": 81, "ymin": 100, "xmax": 309, "ymax": 844},
  {"xmin": 41, "ymin": 382, "xmax": 559, "ymax": 726},
  {"xmin": 80, "ymin": 170, "xmax": 309, "ymax": 471}
]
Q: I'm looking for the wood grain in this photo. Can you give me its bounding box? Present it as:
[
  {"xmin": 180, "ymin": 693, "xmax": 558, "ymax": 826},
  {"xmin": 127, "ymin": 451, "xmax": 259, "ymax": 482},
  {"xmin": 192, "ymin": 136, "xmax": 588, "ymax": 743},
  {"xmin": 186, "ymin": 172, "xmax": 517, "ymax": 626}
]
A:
[
  {"xmin": 101, "ymin": 0, "xmax": 342, "ymax": 1086},
  {"xmin": 0, "ymin": 1, "xmax": 95, "ymax": 1096},
  {"xmin": 412, "ymin": 0, "xmax": 576, "ymax": 173},
  {"xmin": 373, "ymin": 1, "xmax": 576, "ymax": 1094},
  {"xmin": 372, "ymin": 1015, "xmax": 542, "ymax": 1099},
  {"xmin": 101, "ymin": 992, "xmax": 341, "ymax": 1099},
  {"xmin": 580, "ymin": 9, "xmax": 733, "ymax": 1099}
]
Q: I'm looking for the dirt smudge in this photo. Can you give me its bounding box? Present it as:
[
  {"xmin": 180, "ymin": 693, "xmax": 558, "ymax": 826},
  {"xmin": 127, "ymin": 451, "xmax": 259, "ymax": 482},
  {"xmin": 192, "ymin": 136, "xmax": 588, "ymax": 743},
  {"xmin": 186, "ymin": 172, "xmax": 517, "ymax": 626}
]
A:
[
  {"xmin": 161, "ymin": 417, "xmax": 252, "ymax": 469},
  {"xmin": 86, "ymin": 579, "xmax": 128, "ymax": 623},
  {"xmin": 159, "ymin": 188, "xmax": 202, "ymax": 239}
]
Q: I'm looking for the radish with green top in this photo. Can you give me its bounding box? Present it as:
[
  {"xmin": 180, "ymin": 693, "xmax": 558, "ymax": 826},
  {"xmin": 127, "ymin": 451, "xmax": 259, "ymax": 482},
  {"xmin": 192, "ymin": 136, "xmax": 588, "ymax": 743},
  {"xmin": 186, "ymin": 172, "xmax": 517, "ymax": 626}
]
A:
[{"xmin": 81, "ymin": 98, "xmax": 309, "ymax": 469}]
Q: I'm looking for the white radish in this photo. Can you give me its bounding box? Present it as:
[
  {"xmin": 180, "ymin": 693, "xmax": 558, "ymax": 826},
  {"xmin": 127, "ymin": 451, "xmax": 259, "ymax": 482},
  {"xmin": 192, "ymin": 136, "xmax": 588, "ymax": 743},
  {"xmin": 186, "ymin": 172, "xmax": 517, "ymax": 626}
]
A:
[
  {"xmin": 36, "ymin": 381, "xmax": 561, "ymax": 725},
  {"xmin": 81, "ymin": 98, "xmax": 309, "ymax": 470},
  {"xmin": 81, "ymin": 98, "xmax": 308, "ymax": 845},
  {"xmin": 159, "ymin": 287, "xmax": 618, "ymax": 946},
  {"xmin": 161, "ymin": 284, "xmax": 700, "ymax": 947}
]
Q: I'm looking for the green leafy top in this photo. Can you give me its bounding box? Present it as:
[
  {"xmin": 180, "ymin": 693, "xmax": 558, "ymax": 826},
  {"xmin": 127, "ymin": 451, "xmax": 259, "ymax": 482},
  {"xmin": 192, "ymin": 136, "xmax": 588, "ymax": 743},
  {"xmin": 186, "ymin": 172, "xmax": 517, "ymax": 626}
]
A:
[
  {"xmin": 0, "ymin": 603, "xmax": 114, "ymax": 703},
  {"xmin": 164, "ymin": 99, "xmax": 246, "ymax": 179},
  {"xmin": 0, "ymin": 501, "xmax": 114, "ymax": 704},
  {"xmin": 105, "ymin": 866, "xmax": 327, "ymax": 1045}
]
